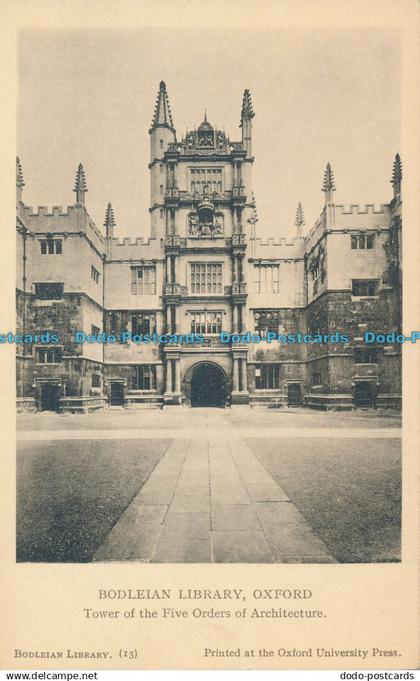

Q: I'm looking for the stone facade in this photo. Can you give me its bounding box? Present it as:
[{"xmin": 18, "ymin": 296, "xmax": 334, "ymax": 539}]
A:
[{"xmin": 15, "ymin": 84, "xmax": 402, "ymax": 412}]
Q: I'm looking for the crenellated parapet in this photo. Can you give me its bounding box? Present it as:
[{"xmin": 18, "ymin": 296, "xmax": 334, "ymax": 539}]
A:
[
  {"xmin": 250, "ymin": 236, "xmax": 306, "ymax": 261},
  {"xmin": 17, "ymin": 203, "xmax": 105, "ymax": 253},
  {"xmin": 107, "ymin": 236, "xmax": 163, "ymax": 261},
  {"xmin": 334, "ymin": 203, "xmax": 388, "ymax": 216}
]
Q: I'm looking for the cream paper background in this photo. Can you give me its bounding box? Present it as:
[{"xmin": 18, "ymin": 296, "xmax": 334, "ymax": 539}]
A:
[{"xmin": 0, "ymin": 0, "xmax": 419, "ymax": 670}]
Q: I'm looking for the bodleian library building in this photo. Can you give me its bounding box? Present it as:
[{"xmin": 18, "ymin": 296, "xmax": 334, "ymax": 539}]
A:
[{"xmin": 15, "ymin": 82, "xmax": 402, "ymax": 413}]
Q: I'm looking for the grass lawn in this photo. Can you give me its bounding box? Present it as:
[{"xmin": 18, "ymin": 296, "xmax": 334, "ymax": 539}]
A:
[
  {"xmin": 250, "ymin": 437, "xmax": 401, "ymax": 563},
  {"xmin": 17, "ymin": 438, "xmax": 170, "ymax": 562}
]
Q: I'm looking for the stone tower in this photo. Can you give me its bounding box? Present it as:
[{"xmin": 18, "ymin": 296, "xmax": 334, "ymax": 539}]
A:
[{"xmin": 149, "ymin": 81, "xmax": 176, "ymax": 237}]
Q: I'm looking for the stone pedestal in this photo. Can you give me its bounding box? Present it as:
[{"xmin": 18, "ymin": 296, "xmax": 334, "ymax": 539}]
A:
[{"xmin": 231, "ymin": 390, "xmax": 250, "ymax": 406}]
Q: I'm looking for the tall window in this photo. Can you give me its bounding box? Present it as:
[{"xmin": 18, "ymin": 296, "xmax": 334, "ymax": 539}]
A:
[
  {"xmin": 34, "ymin": 282, "xmax": 64, "ymax": 300},
  {"xmin": 131, "ymin": 266, "xmax": 157, "ymax": 295},
  {"xmin": 312, "ymin": 372, "xmax": 322, "ymax": 386},
  {"xmin": 255, "ymin": 364, "xmax": 281, "ymax": 389},
  {"xmin": 91, "ymin": 266, "xmax": 100, "ymax": 284},
  {"xmin": 253, "ymin": 265, "xmax": 279, "ymax": 294},
  {"xmin": 131, "ymin": 365, "xmax": 157, "ymax": 390},
  {"xmin": 354, "ymin": 348, "xmax": 378, "ymax": 363},
  {"xmin": 35, "ymin": 347, "xmax": 62, "ymax": 364},
  {"xmin": 190, "ymin": 168, "xmax": 222, "ymax": 193},
  {"xmin": 190, "ymin": 311, "xmax": 222, "ymax": 334},
  {"xmin": 351, "ymin": 234, "xmax": 374, "ymax": 249},
  {"xmin": 254, "ymin": 311, "xmax": 280, "ymax": 337},
  {"xmin": 352, "ymin": 279, "xmax": 378, "ymax": 296},
  {"xmin": 40, "ymin": 239, "xmax": 62, "ymax": 255},
  {"xmin": 311, "ymin": 263, "xmax": 320, "ymax": 280},
  {"xmin": 190, "ymin": 263, "xmax": 222, "ymax": 294},
  {"xmin": 92, "ymin": 373, "xmax": 101, "ymax": 388},
  {"xmin": 131, "ymin": 313, "xmax": 156, "ymax": 335}
]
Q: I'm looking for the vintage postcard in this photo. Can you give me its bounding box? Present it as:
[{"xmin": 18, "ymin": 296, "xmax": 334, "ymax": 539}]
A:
[{"xmin": 0, "ymin": 0, "xmax": 419, "ymax": 672}]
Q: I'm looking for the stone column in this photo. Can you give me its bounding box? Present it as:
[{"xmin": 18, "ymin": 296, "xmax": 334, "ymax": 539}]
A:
[
  {"xmin": 236, "ymin": 208, "xmax": 242, "ymax": 234},
  {"xmin": 240, "ymin": 358, "xmax": 248, "ymax": 393},
  {"xmin": 237, "ymin": 254, "xmax": 243, "ymax": 283},
  {"xmin": 238, "ymin": 305, "xmax": 243, "ymax": 333},
  {"xmin": 232, "ymin": 305, "xmax": 238, "ymax": 333},
  {"xmin": 172, "ymin": 305, "xmax": 178, "ymax": 334},
  {"xmin": 174, "ymin": 358, "xmax": 181, "ymax": 393},
  {"xmin": 166, "ymin": 307, "xmax": 171, "ymax": 334},
  {"xmin": 232, "ymin": 357, "xmax": 239, "ymax": 392},
  {"xmin": 156, "ymin": 364, "xmax": 164, "ymax": 394},
  {"xmin": 235, "ymin": 255, "xmax": 239, "ymax": 282},
  {"xmin": 165, "ymin": 359, "xmax": 172, "ymax": 393},
  {"xmin": 166, "ymin": 254, "xmax": 171, "ymax": 283}
]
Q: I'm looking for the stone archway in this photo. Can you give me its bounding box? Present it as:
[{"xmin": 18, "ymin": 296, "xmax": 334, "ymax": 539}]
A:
[{"xmin": 186, "ymin": 362, "xmax": 228, "ymax": 408}]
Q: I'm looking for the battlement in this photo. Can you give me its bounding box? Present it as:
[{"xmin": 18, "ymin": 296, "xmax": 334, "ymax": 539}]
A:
[
  {"xmin": 108, "ymin": 236, "xmax": 163, "ymax": 261},
  {"xmin": 251, "ymin": 236, "xmax": 305, "ymax": 260},
  {"xmin": 20, "ymin": 204, "xmax": 77, "ymax": 218},
  {"xmin": 110, "ymin": 236, "xmax": 154, "ymax": 247},
  {"xmin": 252, "ymin": 237, "xmax": 302, "ymax": 247},
  {"xmin": 334, "ymin": 203, "xmax": 387, "ymax": 215},
  {"xmin": 18, "ymin": 203, "xmax": 106, "ymax": 249}
]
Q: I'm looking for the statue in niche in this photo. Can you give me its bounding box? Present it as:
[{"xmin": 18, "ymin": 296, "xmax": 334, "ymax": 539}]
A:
[
  {"xmin": 188, "ymin": 210, "xmax": 224, "ymax": 237},
  {"xmin": 198, "ymin": 132, "xmax": 214, "ymax": 147},
  {"xmin": 213, "ymin": 218, "xmax": 223, "ymax": 235},
  {"xmin": 188, "ymin": 213, "xmax": 199, "ymax": 236}
]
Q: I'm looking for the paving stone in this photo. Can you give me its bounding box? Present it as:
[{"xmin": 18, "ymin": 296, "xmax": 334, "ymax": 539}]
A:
[
  {"xmin": 182, "ymin": 456, "xmax": 209, "ymax": 471},
  {"xmin": 93, "ymin": 503, "xmax": 167, "ymax": 561},
  {"xmin": 152, "ymin": 537, "xmax": 211, "ymax": 563},
  {"xmin": 169, "ymin": 494, "xmax": 211, "ymax": 513},
  {"xmin": 93, "ymin": 428, "xmax": 336, "ymax": 563},
  {"xmin": 254, "ymin": 501, "xmax": 308, "ymax": 528},
  {"xmin": 138, "ymin": 476, "xmax": 178, "ymax": 505},
  {"xmin": 245, "ymin": 483, "xmax": 289, "ymax": 502},
  {"xmin": 152, "ymin": 457, "xmax": 185, "ymax": 477},
  {"xmin": 210, "ymin": 463, "xmax": 237, "ymax": 478},
  {"xmin": 177, "ymin": 470, "xmax": 210, "ymax": 490},
  {"xmin": 236, "ymin": 468, "xmax": 275, "ymax": 485},
  {"xmin": 211, "ymin": 504, "xmax": 260, "ymax": 531},
  {"xmin": 212, "ymin": 531, "xmax": 274, "ymax": 563},
  {"xmin": 160, "ymin": 512, "xmax": 210, "ymax": 539},
  {"xmin": 210, "ymin": 476, "xmax": 250, "ymax": 504},
  {"xmin": 140, "ymin": 475, "xmax": 178, "ymax": 494}
]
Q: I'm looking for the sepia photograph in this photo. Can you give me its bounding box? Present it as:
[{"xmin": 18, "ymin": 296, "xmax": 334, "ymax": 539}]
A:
[{"xmin": 15, "ymin": 27, "xmax": 402, "ymax": 565}]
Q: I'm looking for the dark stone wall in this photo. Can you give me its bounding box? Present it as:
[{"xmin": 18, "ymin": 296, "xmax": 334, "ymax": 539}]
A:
[{"xmin": 306, "ymin": 288, "xmax": 401, "ymax": 397}]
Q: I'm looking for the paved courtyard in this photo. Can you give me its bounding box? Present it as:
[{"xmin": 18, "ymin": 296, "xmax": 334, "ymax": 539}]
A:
[{"xmin": 16, "ymin": 408, "xmax": 401, "ymax": 563}]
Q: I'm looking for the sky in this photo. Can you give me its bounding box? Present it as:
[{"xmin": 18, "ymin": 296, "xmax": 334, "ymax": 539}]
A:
[{"xmin": 17, "ymin": 28, "xmax": 401, "ymax": 240}]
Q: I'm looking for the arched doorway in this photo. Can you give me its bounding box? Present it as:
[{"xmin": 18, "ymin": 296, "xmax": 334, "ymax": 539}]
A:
[{"xmin": 190, "ymin": 362, "xmax": 227, "ymax": 408}]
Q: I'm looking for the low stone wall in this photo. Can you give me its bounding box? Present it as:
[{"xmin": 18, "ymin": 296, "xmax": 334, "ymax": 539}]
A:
[
  {"xmin": 249, "ymin": 392, "xmax": 287, "ymax": 408},
  {"xmin": 59, "ymin": 396, "xmax": 107, "ymax": 413},
  {"xmin": 376, "ymin": 394, "xmax": 402, "ymax": 410},
  {"xmin": 16, "ymin": 397, "xmax": 37, "ymax": 413},
  {"xmin": 304, "ymin": 393, "xmax": 353, "ymax": 411},
  {"xmin": 125, "ymin": 392, "xmax": 164, "ymax": 409}
]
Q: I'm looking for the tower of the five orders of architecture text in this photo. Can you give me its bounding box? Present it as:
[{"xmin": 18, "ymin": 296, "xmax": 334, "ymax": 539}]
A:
[{"xmin": 16, "ymin": 82, "xmax": 402, "ymax": 412}]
